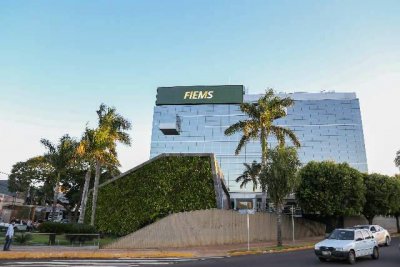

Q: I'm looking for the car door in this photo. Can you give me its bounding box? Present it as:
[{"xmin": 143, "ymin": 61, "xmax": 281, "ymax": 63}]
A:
[
  {"xmin": 369, "ymin": 226, "xmax": 380, "ymax": 244},
  {"xmin": 377, "ymin": 226, "xmax": 385, "ymax": 243},
  {"xmin": 362, "ymin": 230, "xmax": 374, "ymax": 255},
  {"xmin": 354, "ymin": 230, "xmax": 365, "ymax": 257}
]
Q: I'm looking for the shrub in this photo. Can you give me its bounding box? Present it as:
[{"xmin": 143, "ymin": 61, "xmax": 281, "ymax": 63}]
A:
[
  {"xmin": 38, "ymin": 222, "xmax": 96, "ymax": 234},
  {"xmin": 14, "ymin": 233, "xmax": 33, "ymax": 244}
]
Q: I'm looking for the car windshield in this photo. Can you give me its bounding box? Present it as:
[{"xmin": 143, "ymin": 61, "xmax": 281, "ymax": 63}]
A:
[
  {"xmin": 354, "ymin": 226, "xmax": 369, "ymax": 229},
  {"xmin": 328, "ymin": 230, "xmax": 354, "ymax": 240}
]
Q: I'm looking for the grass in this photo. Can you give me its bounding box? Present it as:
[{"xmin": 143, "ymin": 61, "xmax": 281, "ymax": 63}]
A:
[{"xmin": 0, "ymin": 232, "xmax": 118, "ymax": 247}]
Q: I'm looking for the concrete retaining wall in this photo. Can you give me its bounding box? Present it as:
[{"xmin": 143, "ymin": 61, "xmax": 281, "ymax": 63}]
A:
[
  {"xmin": 106, "ymin": 209, "xmax": 325, "ymax": 249},
  {"xmin": 344, "ymin": 215, "xmax": 398, "ymax": 232}
]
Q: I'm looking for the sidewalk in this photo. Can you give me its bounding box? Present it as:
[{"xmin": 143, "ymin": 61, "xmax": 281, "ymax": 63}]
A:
[{"xmin": 0, "ymin": 236, "xmax": 323, "ymax": 260}]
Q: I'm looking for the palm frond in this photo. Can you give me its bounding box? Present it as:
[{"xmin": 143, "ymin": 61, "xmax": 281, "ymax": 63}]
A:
[
  {"xmin": 271, "ymin": 125, "xmax": 301, "ymax": 148},
  {"xmin": 235, "ymin": 135, "xmax": 251, "ymax": 155}
]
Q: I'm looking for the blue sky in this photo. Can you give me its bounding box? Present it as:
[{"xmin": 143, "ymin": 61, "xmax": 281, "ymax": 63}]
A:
[{"xmin": 0, "ymin": 0, "xmax": 399, "ymax": 178}]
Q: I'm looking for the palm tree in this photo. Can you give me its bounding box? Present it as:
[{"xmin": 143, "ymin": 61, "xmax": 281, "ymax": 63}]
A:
[
  {"xmin": 89, "ymin": 104, "xmax": 132, "ymax": 226},
  {"xmin": 225, "ymin": 89, "xmax": 300, "ymax": 211},
  {"xmin": 260, "ymin": 146, "xmax": 301, "ymax": 246},
  {"xmin": 40, "ymin": 135, "xmax": 77, "ymax": 221},
  {"xmin": 395, "ymin": 150, "xmax": 400, "ymax": 170},
  {"xmin": 76, "ymin": 128, "xmax": 95, "ymax": 224},
  {"xmin": 236, "ymin": 161, "xmax": 261, "ymax": 192}
]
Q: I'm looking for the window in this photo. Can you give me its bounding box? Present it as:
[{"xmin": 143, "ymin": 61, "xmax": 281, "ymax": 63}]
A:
[
  {"xmin": 362, "ymin": 230, "xmax": 371, "ymax": 239},
  {"xmin": 370, "ymin": 226, "xmax": 376, "ymax": 232},
  {"xmin": 355, "ymin": 231, "xmax": 364, "ymax": 241}
]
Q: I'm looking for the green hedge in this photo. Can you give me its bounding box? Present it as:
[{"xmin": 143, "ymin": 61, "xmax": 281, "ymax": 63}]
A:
[
  {"xmin": 85, "ymin": 155, "xmax": 217, "ymax": 236},
  {"xmin": 38, "ymin": 222, "xmax": 96, "ymax": 234}
]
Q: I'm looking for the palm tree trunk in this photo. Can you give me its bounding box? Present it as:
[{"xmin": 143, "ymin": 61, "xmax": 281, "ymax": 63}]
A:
[
  {"xmin": 78, "ymin": 169, "xmax": 91, "ymax": 224},
  {"xmin": 260, "ymin": 127, "xmax": 268, "ymax": 212},
  {"xmin": 90, "ymin": 160, "xmax": 101, "ymax": 226},
  {"xmin": 396, "ymin": 215, "xmax": 399, "ymax": 233},
  {"xmin": 276, "ymin": 204, "xmax": 283, "ymax": 247},
  {"xmin": 51, "ymin": 173, "xmax": 61, "ymax": 222},
  {"xmin": 261, "ymin": 190, "xmax": 267, "ymax": 212},
  {"xmin": 260, "ymin": 127, "xmax": 267, "ymax": 166}
]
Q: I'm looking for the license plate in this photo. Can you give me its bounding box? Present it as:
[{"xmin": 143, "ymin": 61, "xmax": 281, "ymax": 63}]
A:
[{"xmin": 322, "ymin": 251, "xmax": 331, "ymax": 256}]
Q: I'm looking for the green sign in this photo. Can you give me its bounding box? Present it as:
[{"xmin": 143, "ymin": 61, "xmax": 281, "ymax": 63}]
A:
[{"xmin": 156, "ymin": 85, "xmax": 244, "ymax": 105}]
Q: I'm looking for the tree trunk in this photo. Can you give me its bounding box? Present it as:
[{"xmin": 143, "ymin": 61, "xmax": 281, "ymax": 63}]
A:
[
  {"xmin": 261, "ymin": 190, "xmax": 267, "ymax": 212},
  {"xmin": 396, "ymin": 215, "xmax": 400, "ymax": 233},
  {"xmin": 73, "ymin": 183, "xmax": 84, "ymax": 223},
  {"xmin": 260, "ymin": 127, "xmax": 268, "ymax": 212},
  {"xmin": 365, "ymin": 215, "xmax": 374, "ymax": 225},
  {"xmin": 78, "ymin": 169, "xmax": 91, "ymax": 224},
  {"xmin": 276, "ymin": 204, "xmax": 283, "ymax": 247},
  {"xmin": 90, "ymin": 160, "xmax": 101, "ymax": 226},
  {"xmin": 51, "ymin": 173, "xmax": 61, "ymax": 222}
]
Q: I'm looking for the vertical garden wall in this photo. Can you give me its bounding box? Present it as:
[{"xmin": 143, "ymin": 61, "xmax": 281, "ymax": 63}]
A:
[{"xmin": 85, "ymin": 153, "xmax": 228, "ymax": 236}]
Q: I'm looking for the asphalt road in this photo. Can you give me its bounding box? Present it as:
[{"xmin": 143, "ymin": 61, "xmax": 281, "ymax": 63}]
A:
[
  {"xmin": 174, "ymin": 237, "xmax": 400, "ymax": 267},
  {"xmin": 0, "ymin": 238, "xmax": 398, "ymax": 267}
]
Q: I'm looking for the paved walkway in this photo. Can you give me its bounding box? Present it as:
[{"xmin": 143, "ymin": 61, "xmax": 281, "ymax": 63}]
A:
[{"xmin": 0, "ymin": 236, "xmax": 323, "ymax": 259}]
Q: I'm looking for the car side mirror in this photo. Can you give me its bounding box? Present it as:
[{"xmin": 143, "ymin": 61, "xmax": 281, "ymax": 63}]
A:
[{"xmin": 356, "ymin": 238, "xmax": 363, "ymax": 241}]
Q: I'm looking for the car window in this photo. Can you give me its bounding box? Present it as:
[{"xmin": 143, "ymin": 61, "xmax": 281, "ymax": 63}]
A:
[
  {"xmin": 328, "ymin": 230, "xmax": 355, "ymax": 240},
  {"xmin": 355, "ymin": 231, "xmax": 364, "ymax": 241},
  {"xmin": 362, "ymin": 230, "xmax": 371, "ymax": 239},
  {"xmin": 370, "ymin": 226, "xmax": 376, "ymax": 232}
]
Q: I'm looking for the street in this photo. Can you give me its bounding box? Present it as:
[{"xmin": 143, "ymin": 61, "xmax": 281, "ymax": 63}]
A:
[{"xmin": 0, "ymin": 238, "xmax": 398, "ymax": 267}]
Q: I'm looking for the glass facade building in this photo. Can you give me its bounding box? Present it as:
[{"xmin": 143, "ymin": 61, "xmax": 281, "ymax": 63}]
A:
[{"xmin": 150, "ymin": 86, "xmax": 368, "ymax": 193}]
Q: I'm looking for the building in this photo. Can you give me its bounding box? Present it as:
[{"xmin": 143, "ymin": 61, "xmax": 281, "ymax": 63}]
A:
[{"xmin": 150, "ymin": 85, "xmax": 368, "ymax": 208}]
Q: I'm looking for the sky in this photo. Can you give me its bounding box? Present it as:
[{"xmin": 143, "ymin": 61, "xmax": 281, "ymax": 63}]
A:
[{"xmin": 0, "ymin": 0, "xmax": 399, "ymax": 179}]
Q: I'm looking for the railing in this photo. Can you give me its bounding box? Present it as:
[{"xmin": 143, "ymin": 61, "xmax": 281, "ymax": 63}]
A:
[{"xmin": 4, "ymin": 232, "xmax": 101, "ymax": 247}]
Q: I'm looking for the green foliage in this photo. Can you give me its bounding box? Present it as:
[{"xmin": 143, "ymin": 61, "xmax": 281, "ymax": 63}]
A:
[
  {"xmin": 297, "ymin": 161, "xmax": 366, "ymax": 216},
  {"xmin": 85, "ymin": 155, "xmax": 217, "ymax": 236},
  {"xmin": 260, "ymin": 146, "xmax": 301, "ymax": 207},
  {"xmin": 38, "ymin": 222, "xmax": 96, "ymax": 234},
  {"xmin": 224, "ymin": 89, "xmax": 300, "ymax": 161},
  {"xmin": 236, "ymin": 161, "xmax": 261, "ymax": 191},
  {"xmin": 14, "ymin": 233, "xmax": 33, "ymax": 244},
  {"xmin": 8, "ymin": 156, "xmax": 54, "ymax": 205},
  {"xmin": 362, "ymin": 173, "xmax": 392, "ymax": 223},
  {"xmin": 260, "ymin": 146, "xmax": 301, "ymax": 246}
]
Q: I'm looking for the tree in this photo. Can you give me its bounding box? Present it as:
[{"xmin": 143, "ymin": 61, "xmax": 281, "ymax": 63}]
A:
[
  {"xmin": 395, "ymin": 150, "xmax": 400, "ymax": 170},
  {"xmin": 362, "ymin": 173, "xmax": 392, "ymax": 224},
  {"xmin": 76, "ymin": 126, "xmax": 123, "ymax": 224},
  {"xmin": 224, "ymin": 89, "xmax": 300, "ymax": 211},
  {"xmin": 8, "ymin": 156, "xmax": 54, "ymax": 205},
  {"xmin": 40, "ymin": 135, "xmax": 77, "ymax": 221},
  {"xmin": 76, "ymin": 128, "xmax": 96, "ymax": 224},
  {"xmin": 389, "ymin": 175, "xmax": 400, "ymax": 233},
  {"xmin": 296, "ymin": 161, "xmax": 366, "ymax": 232},
  {"xmin": 89, "ymin": 104, "xmax": 132, "ymax": 226},
  {"xmin": 260, "ymin": 146, "xmax": 300, "ymax": 246},
  {"xmin": 235, "ymin": 161, "xmax": 261, "ymax": 191}
]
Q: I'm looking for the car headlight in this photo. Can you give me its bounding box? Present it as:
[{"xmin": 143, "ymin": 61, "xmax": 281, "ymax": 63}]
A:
[{"xmin": 335, "ymin": 247, "xmax": 344, "ymax": 251}]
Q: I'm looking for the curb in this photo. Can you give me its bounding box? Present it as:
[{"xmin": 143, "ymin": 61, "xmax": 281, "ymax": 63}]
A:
[
  {"xmin": 0, "ymin": 251, "xmax": 196, "ymax": 260},
  {"xmin": 228, "ymin": 245, "xmax": 314, "ymax": 257}
]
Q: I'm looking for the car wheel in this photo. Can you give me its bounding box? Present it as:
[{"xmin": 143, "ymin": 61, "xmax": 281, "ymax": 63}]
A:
[
  {"xmin": 318, "ymin": 257, "xmax": 327, "ymax": 262},
  {"xmin": 348, "ymin": 250, "xmax": 356, "ymax": 265},
  {"xmin": 385, "ymin": 236, "xmax": 390, "ymax": 246},
  {"xmin": 371, "ymin": 246, "xmax": 379, "ymax": 260}
]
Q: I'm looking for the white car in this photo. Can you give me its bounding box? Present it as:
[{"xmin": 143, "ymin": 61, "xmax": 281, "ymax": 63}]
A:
[
  {"xmin": 315, "ymin": 228, "xmax": 379, "ymax": 264},
  {"xmin": 354, "ymin": 225, "xmax": 391, "ymax": 246}
]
